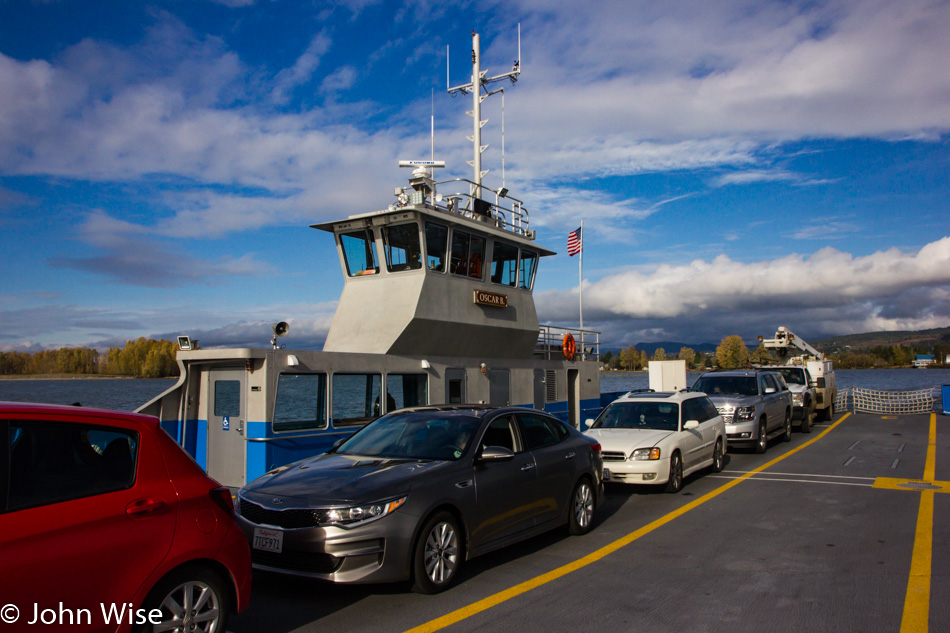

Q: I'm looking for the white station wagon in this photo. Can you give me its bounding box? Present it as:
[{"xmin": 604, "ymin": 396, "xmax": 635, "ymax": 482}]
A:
[{"xmin": 583, "ymin": 390, "xmax": 726, "ymax": 493}]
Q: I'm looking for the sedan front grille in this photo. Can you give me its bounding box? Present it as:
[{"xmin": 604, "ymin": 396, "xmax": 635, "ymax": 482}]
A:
[
  {"xmin": 601, "ymin": 451, "xmax": 627, "ymax": 462},
  {"xmin": 251, "ymin": 549, "xmax": 342, "ymax": 574},
  {"xmin": 240, "ymin": 499, "xmax": 320, "ymax": 529}
]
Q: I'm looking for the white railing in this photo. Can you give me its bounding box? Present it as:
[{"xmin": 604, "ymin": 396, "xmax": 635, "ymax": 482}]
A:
[{"xmin": 536, "ymin": 325, "xmax": 601, "ymax": 361}]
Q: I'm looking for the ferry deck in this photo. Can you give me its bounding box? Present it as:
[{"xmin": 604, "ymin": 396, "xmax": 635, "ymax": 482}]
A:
[{"xmin": 227, "ymin": 410, "xmax": 949, "ymax": 633}]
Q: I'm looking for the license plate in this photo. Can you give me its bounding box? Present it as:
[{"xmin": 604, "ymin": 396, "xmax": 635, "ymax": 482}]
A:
[
  {"xmin": 253, "ymin": 527, "xmax": 283, "ymax": 553},
  {"xmin": 603, "ymin": 468, "xmax": 611, "ymax": 480}
]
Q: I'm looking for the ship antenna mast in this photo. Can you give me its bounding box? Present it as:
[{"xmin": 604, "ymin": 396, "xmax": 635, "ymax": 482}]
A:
[{"xmin": 447, "ymin": 25, "xmax": 521, "ymax": 200}]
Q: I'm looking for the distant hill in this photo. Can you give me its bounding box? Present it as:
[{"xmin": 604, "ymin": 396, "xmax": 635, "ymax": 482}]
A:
[
  {"xmin": 603, "ymin": 341, "xmax": 718, "ymax": 355},
  {"xmin": 813, "ymin": 327, "xmax": 950, "ymax": 352}
]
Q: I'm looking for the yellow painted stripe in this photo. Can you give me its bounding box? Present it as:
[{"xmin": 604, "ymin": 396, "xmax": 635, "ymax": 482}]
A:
[
  {"xmin": 899, "ymin": 413, "xmax": 937, "ymax": 633},
  {"xmin": 403, "ymin": 413, "xmax": 851, "ymax": 633}
]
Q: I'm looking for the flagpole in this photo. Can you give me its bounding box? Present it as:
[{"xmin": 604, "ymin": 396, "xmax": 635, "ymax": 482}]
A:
[{"xmin": 579, "ymin": 220, "xmax": 584, "ymax": 360}]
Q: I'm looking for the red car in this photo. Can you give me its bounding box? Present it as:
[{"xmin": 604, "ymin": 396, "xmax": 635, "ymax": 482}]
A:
[{"xmin": 0, "ymin": 402, "xmax": 251, "ymax": 633}]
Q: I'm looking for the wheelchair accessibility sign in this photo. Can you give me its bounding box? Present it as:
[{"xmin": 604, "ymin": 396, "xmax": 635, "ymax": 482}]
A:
[{"xmin": 223, "ymin": 416, "xmax": 230, "ymax": 431}]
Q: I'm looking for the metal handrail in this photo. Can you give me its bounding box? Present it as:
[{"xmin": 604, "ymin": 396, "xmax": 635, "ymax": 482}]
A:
[{"xmin": 536, "ymin": 325, "xmax": 601, "ymax": 361}]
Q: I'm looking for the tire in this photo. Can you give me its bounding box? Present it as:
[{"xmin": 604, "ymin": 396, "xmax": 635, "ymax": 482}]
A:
[
  {"xmin": 138, "ymin": 566, "xmax": 230, "ymax": 633},
  {"xmin": 568, "ymin": 477, "xmax": 595, "ymax": 535},
  {"xmin": 782, "ymin": 410, "xmax": 792, "ymax": 442},
  {"xmin": 800, "ymin": 410, "xmax": 812, "ymax": 434},
  {"xmin": 710, "ymin": 438, "xmax": 724, "ymax": 473},
  {"xmin": 665, "ymin": 452, "xmax": 683, "ymax": 493},
  {"xmin": 754, "ymin": 419, "xmax": 768, "ymax": 454},
  {"xmin": 412, "ymin": 511, "xmax": 462, "ymax": 594}
]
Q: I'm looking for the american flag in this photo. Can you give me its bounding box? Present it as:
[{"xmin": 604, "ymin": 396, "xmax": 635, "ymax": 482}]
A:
[{"xmin": 567, "ymin": 226, "xmax": 583, "ymax": 256}]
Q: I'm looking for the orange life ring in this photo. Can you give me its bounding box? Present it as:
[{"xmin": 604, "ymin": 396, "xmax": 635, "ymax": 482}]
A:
[{"xmin": 562, "ymin": 333, "xmax": 576, "ymax": 361}]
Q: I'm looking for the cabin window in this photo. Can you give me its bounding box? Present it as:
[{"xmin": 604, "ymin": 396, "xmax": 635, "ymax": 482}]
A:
[
  {"xmin": 273, "ymin": 373, "xmax": 328, "ymax": 432},
  {"xmin": 213, "ymin": 381, "xmax": 241, "ymax": 418},
  {"xmin": 519, "ymin": 250, "xmax": 538, "ymax": 290},
  {"xmin": 383, "ymin": 223, "xmax": 423, "ymax": 272},
  {"xmin": 490, "ymin": 241, "xmax": 519, "ymax": 287},
  {"xmin": 340, "ymin": 229, "xmax": 379, "ymax": 277},
  {"xmin": 447, "ymin": 379, "xmax": 463, "ymax": 404},
  {"xmin": 450, "ymin": 230, "xmax": 486, "ymax": 280},
  {"xmin": 425, "ymin": 222, "xmax": 448, "ymax": 272},
  {"xmin": 332, "ymin": 373, "xmax": 382, "ymax": 426},
  {"xmin": 386, "ymin": 374, "xmax": 428, "ymax": 411}
]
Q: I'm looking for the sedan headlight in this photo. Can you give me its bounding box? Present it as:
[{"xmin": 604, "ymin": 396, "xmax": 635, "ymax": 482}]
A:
[
  {"xmin": 631, "ymin": 447, "xmax": 661, "ymax": 461},
  {"xmin": 735, "ymin": 406, "xmax": 756, "ymax": 421},
  {"xmin": 320, "ymin": 496, "xmax": 407, "ymax": 527}
]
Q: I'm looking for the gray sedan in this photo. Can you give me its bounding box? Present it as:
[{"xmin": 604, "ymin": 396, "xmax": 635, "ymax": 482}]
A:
[{"xmin": 235, "ymin": 405, "xmax": 603, "ymax": 593}]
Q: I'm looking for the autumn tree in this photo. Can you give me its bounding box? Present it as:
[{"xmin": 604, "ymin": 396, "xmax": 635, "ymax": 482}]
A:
[
  {"xmin": 678, "ymin": 347, "xmax": 696, "ymax": 365},
  {"xmin": 750, "ymin": 343, "xmax": 775, "ymax": 365},
  {"xmin": 653, "ymin": 347, "xmax": 667, "ymax": 361},
  {"xmin": 716, "ymin": 335, "xmax": 751, "ymax": 369}
]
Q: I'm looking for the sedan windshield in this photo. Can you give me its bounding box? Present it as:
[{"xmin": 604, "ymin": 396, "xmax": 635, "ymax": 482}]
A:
[
  {"xmin": 693, "ymin": 376, "xmax": 758, "ymax": 397},
  {"xmin": 591, "ymin": 402, "xmax": 679, "ymax": 431},
  {"xmin": 337, "ymin": 412, "xmax": 481, "ymax": 461}
]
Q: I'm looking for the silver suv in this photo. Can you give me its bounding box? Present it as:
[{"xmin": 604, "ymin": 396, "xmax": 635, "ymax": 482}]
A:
[
  {"xmin": 757, "ymin": 366, "xmax": 817, "ymax": 433},
  {"xmin": 691, "ymin": 370, "xmax": 793, "ymax": 454}
]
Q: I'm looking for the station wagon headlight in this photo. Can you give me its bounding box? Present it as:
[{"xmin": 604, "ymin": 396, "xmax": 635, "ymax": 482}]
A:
[
  {"xmin": 735, "ymin": 406, "xmax": 756, "ymax": 421},
  {"xmin": 320, "ymin": 496, "xmax": 407, "ymax": 526},
  {"xmin": 631, "ymin": 447, "xmax": 661, "ymax": 461}
]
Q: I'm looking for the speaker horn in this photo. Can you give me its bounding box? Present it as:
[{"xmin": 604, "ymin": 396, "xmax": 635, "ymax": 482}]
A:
[{"xmin": 273, "ymin": 321, "xmax": 289, "ymax": 337}]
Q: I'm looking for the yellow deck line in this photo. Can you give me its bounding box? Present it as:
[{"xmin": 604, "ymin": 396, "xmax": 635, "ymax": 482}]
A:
[
  {"xmin": 899, "ymin": 413, "xmax": 937, "ymax": 633},
  {"xmin": 402, "ymin": 413, "xmax": 851, "ymax": 633}
]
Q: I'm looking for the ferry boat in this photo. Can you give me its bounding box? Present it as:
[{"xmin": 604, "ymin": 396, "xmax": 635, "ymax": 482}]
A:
[{"xmin": 138, "ymin": 31, "xmax": 607, "ymax": 488}]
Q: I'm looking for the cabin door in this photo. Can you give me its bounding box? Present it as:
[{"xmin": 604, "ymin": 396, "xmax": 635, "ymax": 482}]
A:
[
  {"xmin": 207, "ymin": 368, "xmax": 247, "ymax": 487},
  {"xmin": 489, "ymin": 369, "xmax": 510, "ymax": 406},
  {"xmin": 567, "ymin": 369, "xmax": 579, "ymax": 428},
  {"xmin": 533, "ymin": 370, "xmax": 546, "ymax": 409}
]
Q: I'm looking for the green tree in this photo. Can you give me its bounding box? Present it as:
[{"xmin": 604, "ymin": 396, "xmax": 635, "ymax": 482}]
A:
[
  {"xmin": 750, "ymin": 343, "xmax": 774, "ymax": 365},
  {"xmin": 716, "ymin": 335, "xmax": 751, "ymax": 369},
  {"xmin": 618, "ymin": 345, "xmax": 640, "ymax": 371},
  {"xmin": 693, "ymin": 350, "xmax": 704, "ymax": 368},
  {"xmin": 678, "ymin": 347, "xmax": 696, "ymax": 365},
  {"xmin": 653, "ymin": 347, "xmax": 667, "ymax": 361}
]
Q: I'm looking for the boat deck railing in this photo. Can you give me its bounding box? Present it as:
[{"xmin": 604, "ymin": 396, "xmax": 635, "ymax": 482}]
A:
[
  {"xmin": 835, "ymin": 385, "xmax": 944, "ymax": 415},
  {"xmin": 427, "ymin": 178, "xmax": 531, "ymax": 238},
  {"xmin": 536, "ymin": 325, "xmax": 601, "ymax": 361}
]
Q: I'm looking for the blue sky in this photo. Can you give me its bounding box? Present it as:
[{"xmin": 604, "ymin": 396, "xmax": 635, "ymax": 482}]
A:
[{"xmin": 2, "ymin": 0, "xmax": 949, "ymax": 352}]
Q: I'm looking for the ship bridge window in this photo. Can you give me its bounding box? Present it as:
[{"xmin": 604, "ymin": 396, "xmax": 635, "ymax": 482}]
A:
[
  {"xmin": 332, "ymin": 373, "xmax": 382, "ymax": 427},
  {"xmin": 383, "ymin": 223, "xmax": 423, "ymax": 272},
  {"xmin": 340, "ymin": 229, "xmax": 379, "ymax": 277},
  {"xmin": 491, "ymin": 241, "xmax": 519, "ymax": 287},
  {"xmin": 450, "ymin": 230, "xmax": 486, "ymax": 280},
  {"xmin": 425, "ymin": 222, "xmax": 448, "ymax": 272},
  {"xmin": 519, "ymin": 250, "xmax": 538, "ymax": 290},
  {"xmin": 273, "ymin": 373, "xmax": 328, "ymax": 432}
]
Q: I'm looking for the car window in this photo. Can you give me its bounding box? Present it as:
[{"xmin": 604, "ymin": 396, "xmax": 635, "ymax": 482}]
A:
[
  {"xmin": 681, "ymin": 399, "xmax": 703, "ymax": 423},
  {"xmin": 693, "ymin": 376, "xmax": 757, "ymax": 397},
  {"xmin": 337, "ymin": 412, "xmax": 479, "ymax": 461},
  {"xmin": 7, "ymin": 421, "xmax": 138, "ymax": 512},
  {"xmin": 591, "ymin": 402, "xmax": 679, "ymax": 432},
  {"xmin": 519, "ymin": 413, "xmax": 567, "ymax": 450},
  {"xmin": 700, "ymin": 397, "xmax": 720, "ymax": 421},
  {"xmin": 480, "ymin": 415, "xmax": 520, "ymax": 452},
  {"xmin": 763, "ymin": 375, "xmax": 778, "ymax": 392}
]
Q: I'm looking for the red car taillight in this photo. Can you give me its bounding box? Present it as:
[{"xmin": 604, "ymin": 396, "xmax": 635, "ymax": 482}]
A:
[
  {"xmin": 590, "ymin": 442, "xmax": 602, "ymax": 454},
  {"xmin": 210, "ymin": 486, "xmax": 236, "ymax": 517}
]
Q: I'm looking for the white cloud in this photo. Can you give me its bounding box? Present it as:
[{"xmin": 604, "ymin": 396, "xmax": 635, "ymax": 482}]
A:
[{"xmin": 536, "ymin": 236, "xmax": 950, "ymax": 342}]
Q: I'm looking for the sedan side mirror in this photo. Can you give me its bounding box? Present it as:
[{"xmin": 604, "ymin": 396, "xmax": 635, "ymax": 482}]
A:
[
  {"xmin": 584, "ymin": 418, "xmax": 595, "ymax": 428},
  {"xmin": 479, "ymin": 446, "xmax": 515, "ymax": 462},
  {"xmin": 684, "ymin": 420, "xmax": 700, "ymax": 430}
]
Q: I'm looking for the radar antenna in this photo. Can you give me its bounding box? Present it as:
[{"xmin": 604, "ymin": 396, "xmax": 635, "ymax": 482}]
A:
[{"xmin": 447, "ymin": 25, "xmax": 521, "ymax": 199}]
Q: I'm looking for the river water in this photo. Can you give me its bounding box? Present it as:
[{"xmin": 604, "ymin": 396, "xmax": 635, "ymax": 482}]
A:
[{"xmin": 1, "ymin": 368, "xmax": 949, "ymax": 413}]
